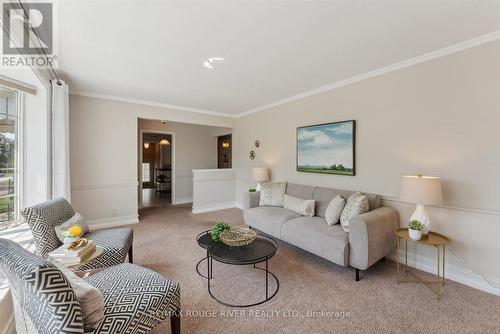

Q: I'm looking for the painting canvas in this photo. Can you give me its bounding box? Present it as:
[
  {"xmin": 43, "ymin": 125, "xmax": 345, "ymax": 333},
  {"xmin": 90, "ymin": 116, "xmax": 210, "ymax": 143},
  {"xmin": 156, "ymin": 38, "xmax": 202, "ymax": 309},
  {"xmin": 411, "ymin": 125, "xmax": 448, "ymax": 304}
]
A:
[{"xmin": 297, "ymin": 120, "xmax": 355, "ymax": 176}]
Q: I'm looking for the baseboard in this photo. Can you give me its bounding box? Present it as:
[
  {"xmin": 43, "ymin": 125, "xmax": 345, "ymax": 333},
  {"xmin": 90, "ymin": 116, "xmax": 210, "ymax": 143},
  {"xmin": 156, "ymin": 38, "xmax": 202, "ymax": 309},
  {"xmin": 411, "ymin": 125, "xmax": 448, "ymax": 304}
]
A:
[
  {"xmin": 192, "ymin": 202, "xmax": 238, "ymax": 214},
  {"xmin": 235, "ymin": 201, "xmax": 244, "ymax": 209},
  {"xmin": 173, "ymin": 197, "xmax": 193, "ymax": 205},
  {"xmin": 87, "ymin": 215, "xmax": 139, "ymax": 230},
  {"xmin": 386, "ymin": 250, "xmax": 500, "ymax": 296}
]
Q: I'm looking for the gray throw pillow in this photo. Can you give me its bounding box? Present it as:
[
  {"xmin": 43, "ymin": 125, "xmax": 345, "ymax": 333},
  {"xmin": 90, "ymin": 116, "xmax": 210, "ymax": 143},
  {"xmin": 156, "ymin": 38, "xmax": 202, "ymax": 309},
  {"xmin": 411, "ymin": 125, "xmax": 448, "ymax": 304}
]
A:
[
  {"xmin": 325, "ymin": 195, "xmax": 345, "ymax": 225},
  {"xmin": 259, "ymin": 182, "xmax": 287, "ymax": 207}
]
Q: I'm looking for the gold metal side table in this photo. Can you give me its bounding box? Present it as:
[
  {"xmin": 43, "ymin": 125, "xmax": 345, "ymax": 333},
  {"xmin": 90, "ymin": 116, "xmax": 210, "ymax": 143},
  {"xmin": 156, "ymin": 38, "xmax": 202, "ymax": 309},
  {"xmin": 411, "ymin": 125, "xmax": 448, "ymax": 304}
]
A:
[{"xmin": 394, "ymin": 228, "xmax": 450, "ymax": 300}]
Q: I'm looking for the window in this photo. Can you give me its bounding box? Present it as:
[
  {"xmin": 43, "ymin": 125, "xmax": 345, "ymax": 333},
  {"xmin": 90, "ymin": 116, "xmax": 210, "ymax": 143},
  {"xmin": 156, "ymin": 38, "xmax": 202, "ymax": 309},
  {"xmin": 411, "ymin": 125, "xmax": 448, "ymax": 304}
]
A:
[
  {"xmin": 0, "ymin": 88, "xmax": 19, "ymax": 228},
  {"xmin": 142, "ymin": 162, "xmax": 151, "ymax": 183}
]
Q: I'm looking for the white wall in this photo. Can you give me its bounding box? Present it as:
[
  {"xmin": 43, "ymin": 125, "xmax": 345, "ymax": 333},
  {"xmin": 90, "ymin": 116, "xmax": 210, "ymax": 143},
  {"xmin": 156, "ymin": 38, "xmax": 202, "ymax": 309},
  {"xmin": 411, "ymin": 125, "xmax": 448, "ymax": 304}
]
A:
[
  {"xmin": 234, "ymin": 39, "xmax": 500, "ymax": 293},
  {"xmin": 138, "ymin": 119, "xmax": 232, "ymax": 203},
  {"xmin": 69, "ymin": 95, "xmax": 234, "ymax": 226}
]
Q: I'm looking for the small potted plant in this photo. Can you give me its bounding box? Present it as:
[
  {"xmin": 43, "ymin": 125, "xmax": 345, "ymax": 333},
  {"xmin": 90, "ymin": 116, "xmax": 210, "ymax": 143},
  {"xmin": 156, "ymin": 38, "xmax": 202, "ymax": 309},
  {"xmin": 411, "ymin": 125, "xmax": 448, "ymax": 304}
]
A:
[
  {"xmin": 408, "ymin": 220, "xmax": 423, "ymax": 241},
  {"xmin": 211, "ymin": 222, "xmax": 231, "ymax": 242}
]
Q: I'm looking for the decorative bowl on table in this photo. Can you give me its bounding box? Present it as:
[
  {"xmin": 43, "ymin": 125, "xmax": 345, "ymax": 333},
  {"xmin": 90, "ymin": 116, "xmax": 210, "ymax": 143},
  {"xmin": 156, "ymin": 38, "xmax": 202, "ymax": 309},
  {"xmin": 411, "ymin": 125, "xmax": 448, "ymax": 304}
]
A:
[{"xmin": 220, "ymin": 228, "xmax": 257, "ymax": 247}]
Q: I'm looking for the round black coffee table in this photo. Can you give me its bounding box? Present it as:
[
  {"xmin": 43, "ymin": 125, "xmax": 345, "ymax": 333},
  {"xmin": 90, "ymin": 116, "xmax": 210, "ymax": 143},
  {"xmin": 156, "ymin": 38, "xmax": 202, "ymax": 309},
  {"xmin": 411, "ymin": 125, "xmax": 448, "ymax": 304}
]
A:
[{"xmin": 196, "ymin": 230, "xmax": 279, "ymax": 308}]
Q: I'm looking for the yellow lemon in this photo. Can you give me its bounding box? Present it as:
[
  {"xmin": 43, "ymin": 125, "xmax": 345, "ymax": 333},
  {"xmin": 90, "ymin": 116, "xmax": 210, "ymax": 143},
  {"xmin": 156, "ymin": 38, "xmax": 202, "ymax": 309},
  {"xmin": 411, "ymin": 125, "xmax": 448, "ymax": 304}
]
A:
[{"xmin": 67, "ymin": 225, "xmax": 82, "ymax": 237}]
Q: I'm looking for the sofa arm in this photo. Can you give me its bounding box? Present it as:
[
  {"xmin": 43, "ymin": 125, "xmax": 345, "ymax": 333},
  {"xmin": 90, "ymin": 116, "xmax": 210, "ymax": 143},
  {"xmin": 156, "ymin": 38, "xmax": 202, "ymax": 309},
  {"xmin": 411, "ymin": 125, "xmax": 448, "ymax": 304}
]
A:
[
  {"xmin": 349, "ymin": 207, "xmax": 399, "ymax": 270},
  {"xmin": 243, "ymin": 191, "xmax": 260, "ymax": 209}
]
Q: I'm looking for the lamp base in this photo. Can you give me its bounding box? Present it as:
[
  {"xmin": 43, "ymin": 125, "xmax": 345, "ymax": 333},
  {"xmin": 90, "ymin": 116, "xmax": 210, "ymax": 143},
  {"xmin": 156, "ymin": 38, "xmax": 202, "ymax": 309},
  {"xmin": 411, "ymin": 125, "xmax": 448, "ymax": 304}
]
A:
[
  {"xmin": 410, "ymin": 204, "xmax": 431, "ymax": 235},
  {"xmin": 256, "ymin": 182, "xmax": 262, "ymax": 192}
]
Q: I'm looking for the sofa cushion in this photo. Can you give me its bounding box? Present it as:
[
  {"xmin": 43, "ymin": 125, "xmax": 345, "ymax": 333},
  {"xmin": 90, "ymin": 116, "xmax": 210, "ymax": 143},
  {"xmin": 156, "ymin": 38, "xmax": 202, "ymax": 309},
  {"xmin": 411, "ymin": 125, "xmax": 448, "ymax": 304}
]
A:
[
  {"xmin": 244, "ymin": 206, "xmax": 301, "ymax": 238},
  {"xmin": 281, "ymin": 216, "xmax": 349, "ymax": 266},
  {"xmin": 313, "ymin": 187, "xmax": 339, "ymax": 217},
  {"xmin": 286, "ymin": 183, "xmax": 315, "ymax": 199},
  {"xmin": 335, "ymin": 189, "xmax": 381, "ymax": 211}
]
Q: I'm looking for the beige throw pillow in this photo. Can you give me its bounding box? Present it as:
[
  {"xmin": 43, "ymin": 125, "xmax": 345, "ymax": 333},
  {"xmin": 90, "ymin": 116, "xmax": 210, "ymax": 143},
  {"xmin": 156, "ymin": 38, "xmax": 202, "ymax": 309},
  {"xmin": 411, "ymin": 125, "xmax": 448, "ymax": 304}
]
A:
[
  {"xmin": 325, "ymin": 195, "xmax": 345, "ymax": 226},
  {"xmin": 284, "ymin": 194, "xmax": 315, "ymax": 217},
  {"xmin": 259, "ymin": 182, "xmax": 287, "ymax": 207},
  {"xmin": 340, "ymin": 192, "xmax": 369, "ymax": 232},
  {"xmin": 54, "ymin": 263, "xmax": 104, "ymax": 330}
]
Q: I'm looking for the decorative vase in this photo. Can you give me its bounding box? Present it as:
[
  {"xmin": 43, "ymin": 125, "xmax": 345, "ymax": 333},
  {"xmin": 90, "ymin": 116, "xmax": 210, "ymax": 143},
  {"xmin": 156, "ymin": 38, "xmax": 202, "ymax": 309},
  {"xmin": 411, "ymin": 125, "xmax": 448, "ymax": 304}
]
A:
[
  {"xmin": 408, "ymin": 228, "xmax": 422, "ymax": 241},
  {"xmin": 63, "ymin": 236, "xmax": 80, "ymax": 244}
]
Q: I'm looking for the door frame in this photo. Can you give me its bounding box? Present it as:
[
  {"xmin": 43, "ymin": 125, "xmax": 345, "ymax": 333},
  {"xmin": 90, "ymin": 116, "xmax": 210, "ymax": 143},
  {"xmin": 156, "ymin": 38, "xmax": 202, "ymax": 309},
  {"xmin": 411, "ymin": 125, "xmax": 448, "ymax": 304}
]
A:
[{"xmin": 138, "ymin": 129, "xmax": 176, "ymax": 207}]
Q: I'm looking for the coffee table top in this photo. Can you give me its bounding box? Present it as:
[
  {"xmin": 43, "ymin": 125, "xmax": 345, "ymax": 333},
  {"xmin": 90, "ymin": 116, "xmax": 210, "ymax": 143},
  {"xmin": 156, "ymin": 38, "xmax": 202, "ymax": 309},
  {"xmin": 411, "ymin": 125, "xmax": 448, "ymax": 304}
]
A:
[{"xmin": 196, "ymin": 230, "xmax": 278, "ymax": 265}]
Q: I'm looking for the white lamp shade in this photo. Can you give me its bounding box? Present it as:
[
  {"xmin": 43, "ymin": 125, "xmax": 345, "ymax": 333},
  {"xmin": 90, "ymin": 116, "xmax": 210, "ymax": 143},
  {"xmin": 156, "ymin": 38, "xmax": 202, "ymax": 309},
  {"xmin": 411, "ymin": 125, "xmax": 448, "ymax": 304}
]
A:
[
  {"xmin": 252, "ymin": 167, "xmax": 269, "ymax": 182},
  {"xmin": 400, "ymin": 175, "xmax": 443, "ymax": 206}
]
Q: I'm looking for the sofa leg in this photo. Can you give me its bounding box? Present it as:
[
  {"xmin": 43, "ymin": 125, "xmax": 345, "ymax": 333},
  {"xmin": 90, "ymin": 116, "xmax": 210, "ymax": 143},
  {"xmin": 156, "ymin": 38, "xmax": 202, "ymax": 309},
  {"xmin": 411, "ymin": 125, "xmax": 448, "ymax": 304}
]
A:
[
  {"xmin": 128, "ymin": 246, "xmax": 133, "ymax": 264},
  {"xmin": 170, "ymin": 313, "xmax": 180, "ymax": 334},
  {"xmin": 355, "ymin": 268, "xmax": 360, "ymax": 281}
]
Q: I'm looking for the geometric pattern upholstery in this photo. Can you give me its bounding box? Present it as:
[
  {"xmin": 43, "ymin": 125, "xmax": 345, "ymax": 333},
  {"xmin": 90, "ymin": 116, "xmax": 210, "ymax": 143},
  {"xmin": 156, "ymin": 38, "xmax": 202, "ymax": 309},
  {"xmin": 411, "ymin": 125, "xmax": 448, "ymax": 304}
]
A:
[
  {"xmin": 21, "ymin": 198, "xmax": 75, "ymax": 256},
  {"xmin": 0, "ymin": 238, "xmax": 83, "ymax": 334},
  {"xmin": 21, "ymin": 198, "xmax": 133, "ymax": 272},
  {"xmin": 86, "ymin": 263, "xmax": 181, "ymax": 334},
  {"xmin": 72, "ymin": 228, "xmax": 133, "ymax": 271},
  {"xmin": 0, "ymin": 239, "xmax": 180, "ymax": 334}
]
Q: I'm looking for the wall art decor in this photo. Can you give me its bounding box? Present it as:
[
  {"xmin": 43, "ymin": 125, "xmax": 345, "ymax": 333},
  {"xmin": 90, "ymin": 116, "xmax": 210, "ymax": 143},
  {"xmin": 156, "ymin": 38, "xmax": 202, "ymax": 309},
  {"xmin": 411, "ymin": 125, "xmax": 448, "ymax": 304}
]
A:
[{"xmin": 297, "ymin": 120, "xmax": 355, "ymax": 176}]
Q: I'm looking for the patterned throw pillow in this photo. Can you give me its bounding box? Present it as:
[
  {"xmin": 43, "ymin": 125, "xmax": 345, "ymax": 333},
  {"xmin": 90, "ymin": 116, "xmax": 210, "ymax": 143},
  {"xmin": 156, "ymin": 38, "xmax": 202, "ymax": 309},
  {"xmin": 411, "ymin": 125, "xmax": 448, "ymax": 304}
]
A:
[
  {"xmin": 259, "ymin": 182, "xmax": 287, "ymax": 207},
  {"xmin": 340, "ymin": 192, "xmax": 369, "ymax": 232}
]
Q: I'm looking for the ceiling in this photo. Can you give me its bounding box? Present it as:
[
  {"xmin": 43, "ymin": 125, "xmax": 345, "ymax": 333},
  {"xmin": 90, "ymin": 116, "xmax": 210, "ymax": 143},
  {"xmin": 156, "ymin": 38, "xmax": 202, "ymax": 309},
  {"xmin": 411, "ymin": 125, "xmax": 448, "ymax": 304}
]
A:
[{"xmin": 57, "ymin": 1, "xmax": 500, "ymax": 116}]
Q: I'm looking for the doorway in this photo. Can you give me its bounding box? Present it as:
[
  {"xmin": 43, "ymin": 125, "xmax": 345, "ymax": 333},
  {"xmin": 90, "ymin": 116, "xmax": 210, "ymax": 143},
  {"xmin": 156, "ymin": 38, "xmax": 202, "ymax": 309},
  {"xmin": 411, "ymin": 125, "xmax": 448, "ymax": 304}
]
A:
[
  {"xmin": 217, "ymin": 134, "xmax": 232, "ymax": 168},
  {"xmin": 139, "ymin": 130, "xmax": 175, "ymax": 208}
]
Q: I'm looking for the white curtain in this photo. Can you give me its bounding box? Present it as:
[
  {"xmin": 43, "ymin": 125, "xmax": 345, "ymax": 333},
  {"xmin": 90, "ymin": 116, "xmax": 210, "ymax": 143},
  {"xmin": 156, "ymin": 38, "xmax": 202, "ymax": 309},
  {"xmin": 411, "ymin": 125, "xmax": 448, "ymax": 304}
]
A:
[{"xmin": 51, "ymin": 80, "xmax": 71, "ymax": 201}]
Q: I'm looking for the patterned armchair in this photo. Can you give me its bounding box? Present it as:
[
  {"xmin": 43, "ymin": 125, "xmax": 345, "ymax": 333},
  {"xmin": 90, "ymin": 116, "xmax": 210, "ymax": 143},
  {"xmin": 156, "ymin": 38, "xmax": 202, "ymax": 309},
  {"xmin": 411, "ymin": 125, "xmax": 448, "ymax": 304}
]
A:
[
  {"xmin": 21, "ymin": 198, "xmax": 133, "ymax": 271},
  {"xmin": 0, "ymin": 238, "xmax": 181, "ymax": 334}
]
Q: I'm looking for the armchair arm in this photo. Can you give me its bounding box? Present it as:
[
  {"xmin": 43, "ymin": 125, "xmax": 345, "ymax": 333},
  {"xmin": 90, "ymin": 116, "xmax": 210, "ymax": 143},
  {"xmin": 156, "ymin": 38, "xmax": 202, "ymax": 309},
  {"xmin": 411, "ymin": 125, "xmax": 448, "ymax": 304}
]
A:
[
  {"xmin": 243, "ymin": 191, "xmax": 260, "ymax": 209},
  {"xmin": 349, "ymin": 207, "xmax": 399, "ymax": 270}
]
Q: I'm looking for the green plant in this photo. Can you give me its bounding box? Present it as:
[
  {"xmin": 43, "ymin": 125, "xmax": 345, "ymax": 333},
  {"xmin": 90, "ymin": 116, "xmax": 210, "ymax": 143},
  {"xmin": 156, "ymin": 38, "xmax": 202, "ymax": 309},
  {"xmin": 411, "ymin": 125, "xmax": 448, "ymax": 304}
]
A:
[
  {"xmin": 211, "ymin": 222, "xmax": 231, "ymax": 241},
  {"xmin": 248, "ymin": 188, "xmax": 256, "ymax": 192},
  {"xmin": 409, "ymin": 220, "xmax": 423, "ymax": 231}
]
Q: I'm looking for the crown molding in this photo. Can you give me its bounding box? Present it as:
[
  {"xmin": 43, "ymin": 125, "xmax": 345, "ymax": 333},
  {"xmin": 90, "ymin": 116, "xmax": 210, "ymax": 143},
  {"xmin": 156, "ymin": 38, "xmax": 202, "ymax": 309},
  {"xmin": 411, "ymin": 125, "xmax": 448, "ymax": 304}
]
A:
[
  {"xmin": 70, "ymin": 30, "xmax": 500, "ymax": 120},
  {"xmin": 237, "ymin": 30, "xmax": 500, "ymax": 118},
  {"xmin": 69, "ymin": 90, "xmax": 237, "ymax": 118}
]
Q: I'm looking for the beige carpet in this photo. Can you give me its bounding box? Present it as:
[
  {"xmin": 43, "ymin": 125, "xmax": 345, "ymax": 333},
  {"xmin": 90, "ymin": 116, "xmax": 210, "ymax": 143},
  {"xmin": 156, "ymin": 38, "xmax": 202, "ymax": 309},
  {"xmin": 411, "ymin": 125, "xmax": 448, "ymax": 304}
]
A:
[{"xmin": 134, "ymin": 204, "xmax": 499, "ymax": 334}]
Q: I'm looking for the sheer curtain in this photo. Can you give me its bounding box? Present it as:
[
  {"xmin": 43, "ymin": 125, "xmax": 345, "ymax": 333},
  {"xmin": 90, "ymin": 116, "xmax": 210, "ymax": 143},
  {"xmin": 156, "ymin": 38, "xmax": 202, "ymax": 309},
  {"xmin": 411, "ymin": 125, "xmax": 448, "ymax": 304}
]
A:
[{"xmin": 51, "ymin": 80, "xmax": 71, "ymax": 201}]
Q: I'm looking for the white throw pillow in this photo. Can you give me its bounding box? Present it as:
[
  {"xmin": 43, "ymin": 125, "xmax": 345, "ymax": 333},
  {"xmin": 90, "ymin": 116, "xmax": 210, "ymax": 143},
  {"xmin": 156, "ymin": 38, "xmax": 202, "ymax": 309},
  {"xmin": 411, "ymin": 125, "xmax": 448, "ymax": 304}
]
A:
[
  {"xmin": 284, "ymin": 194, "xmax": 315, "ymax": 217},
  {"xmin": 325, "ymin": 195, "xmax": 345, "ymax": 226},
  {"xmin": 55, "ymin": 213, "xmax": 90, "ymax": 242},
  {"xmin": 259, "ymin": 182, "xmax": 287, "ymax": 207},
  {"xmin": 54, "ymin": 263, "xmax": 104, "ymax": 330},
  {"xmin": 340, "ymin": 192, "xmax": 369, "ymax": 232}
]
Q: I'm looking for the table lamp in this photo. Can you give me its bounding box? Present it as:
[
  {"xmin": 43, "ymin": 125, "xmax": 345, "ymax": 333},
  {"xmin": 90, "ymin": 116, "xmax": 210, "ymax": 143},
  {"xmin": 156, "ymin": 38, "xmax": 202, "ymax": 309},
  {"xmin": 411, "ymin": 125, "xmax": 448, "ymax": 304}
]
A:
[
  {"xmin": 399, "ymin": 175, "xmax": 443, "ymax": 235},
  {"xmin": 252, "ymin": 167, "xmax": 269, "ymax": 191}
]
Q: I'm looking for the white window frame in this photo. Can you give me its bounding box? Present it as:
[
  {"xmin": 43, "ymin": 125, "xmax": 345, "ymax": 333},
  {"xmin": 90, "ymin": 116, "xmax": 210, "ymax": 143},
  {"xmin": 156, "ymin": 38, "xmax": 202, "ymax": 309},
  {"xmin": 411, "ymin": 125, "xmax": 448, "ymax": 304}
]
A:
[{"xmin": 0, "ymin": 86, "xmax": 24, "ymax": 226}]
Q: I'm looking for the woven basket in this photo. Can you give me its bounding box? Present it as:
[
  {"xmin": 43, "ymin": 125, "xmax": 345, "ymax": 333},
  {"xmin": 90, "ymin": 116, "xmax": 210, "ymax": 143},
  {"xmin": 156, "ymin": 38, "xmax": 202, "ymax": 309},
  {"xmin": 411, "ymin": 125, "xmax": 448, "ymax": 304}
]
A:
[{"xmin": 220, "ymin": 228, "xmax": 257, "ymax": 247}]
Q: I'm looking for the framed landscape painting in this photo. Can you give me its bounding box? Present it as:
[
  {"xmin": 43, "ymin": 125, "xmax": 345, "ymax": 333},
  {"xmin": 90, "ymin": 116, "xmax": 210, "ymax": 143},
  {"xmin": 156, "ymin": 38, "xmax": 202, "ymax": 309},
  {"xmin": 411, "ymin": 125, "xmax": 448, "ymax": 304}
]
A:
[{"xmin": 297, "ymin": 120, "xmax": 355, "ymax": 176}]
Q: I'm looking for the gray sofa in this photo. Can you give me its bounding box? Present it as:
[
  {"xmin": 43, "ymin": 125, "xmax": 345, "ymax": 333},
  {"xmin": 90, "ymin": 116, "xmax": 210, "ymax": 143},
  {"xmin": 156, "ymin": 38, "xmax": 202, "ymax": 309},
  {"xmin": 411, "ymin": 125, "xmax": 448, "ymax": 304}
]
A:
[{"xmin": 243, "ymin": 183, "xmax": 398, "ymax": 280}]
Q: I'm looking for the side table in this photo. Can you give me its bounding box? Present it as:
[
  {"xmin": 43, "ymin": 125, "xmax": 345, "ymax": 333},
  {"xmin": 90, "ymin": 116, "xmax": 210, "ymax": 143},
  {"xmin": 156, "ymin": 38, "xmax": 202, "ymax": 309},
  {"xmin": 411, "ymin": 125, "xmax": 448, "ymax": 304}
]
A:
[{"xmin": 394, "ymin": 228, "xmax": 450, "ymax": 300}]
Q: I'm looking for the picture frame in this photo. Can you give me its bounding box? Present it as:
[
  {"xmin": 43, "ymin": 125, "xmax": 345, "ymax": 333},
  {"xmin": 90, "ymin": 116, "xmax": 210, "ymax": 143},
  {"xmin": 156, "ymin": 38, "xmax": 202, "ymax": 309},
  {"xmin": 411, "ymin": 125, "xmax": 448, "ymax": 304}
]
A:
[{"xmin": 296, "ymin": 120, "xmax": 356, "ymax": 176}]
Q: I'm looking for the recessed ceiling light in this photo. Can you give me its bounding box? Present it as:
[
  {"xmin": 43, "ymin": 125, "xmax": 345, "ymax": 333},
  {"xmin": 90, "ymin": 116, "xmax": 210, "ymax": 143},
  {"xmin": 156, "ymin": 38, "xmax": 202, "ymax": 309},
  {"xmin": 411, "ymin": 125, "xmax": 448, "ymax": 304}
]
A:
[{"xmin": 203, "ymin": 57, "xmax": 225, "ymax": 69}]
